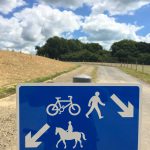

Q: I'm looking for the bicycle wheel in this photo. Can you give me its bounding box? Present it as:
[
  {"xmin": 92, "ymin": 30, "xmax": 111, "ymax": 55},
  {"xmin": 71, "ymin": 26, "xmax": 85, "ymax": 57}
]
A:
[
  {"xmin": 69, "ymin": 104, "xmax": 81, "ymax": 116},
  {"xmin": 46, "ymin": 104, "xmax": 59, "ymax": 116}
]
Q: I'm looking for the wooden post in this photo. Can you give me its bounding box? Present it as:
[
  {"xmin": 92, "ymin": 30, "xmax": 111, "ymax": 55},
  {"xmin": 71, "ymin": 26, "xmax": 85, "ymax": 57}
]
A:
[
  {"xmin": 142, "ymin": 63, "xmax": 144, "ymax": 73},
  {"xmin": 121, "ymin": 62, "xmax": 122, "ymax": 67},
  {"xmin": 136, "ymin": 60, "xmax": 138, "ymax": 71}
]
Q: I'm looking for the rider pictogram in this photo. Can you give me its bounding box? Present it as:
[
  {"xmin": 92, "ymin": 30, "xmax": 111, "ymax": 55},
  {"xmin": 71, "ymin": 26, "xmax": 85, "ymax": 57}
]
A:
[
  {"xmin": 67, "ymin": 121, "xmax": 73, "ymax": 133},
  {"xmin": 46, "ymin": 96, "xmax": 81, "ymax": 116}
]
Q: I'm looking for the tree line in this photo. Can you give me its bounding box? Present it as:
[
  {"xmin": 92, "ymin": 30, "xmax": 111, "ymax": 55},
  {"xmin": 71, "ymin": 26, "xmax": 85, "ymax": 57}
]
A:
[
  {"xmin": 111, "ymin": 39, "xmax": 150, "ymax": 64},
  {"xmin": 36, "ymin": 36, "xmax": 150, "ymax": 64}
]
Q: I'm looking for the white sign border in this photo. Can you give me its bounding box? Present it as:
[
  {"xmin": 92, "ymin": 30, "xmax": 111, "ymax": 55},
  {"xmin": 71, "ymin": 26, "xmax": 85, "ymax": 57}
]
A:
[{"xmin": 17, "ymin": 83, "xmax": 142, "ymax": 150}]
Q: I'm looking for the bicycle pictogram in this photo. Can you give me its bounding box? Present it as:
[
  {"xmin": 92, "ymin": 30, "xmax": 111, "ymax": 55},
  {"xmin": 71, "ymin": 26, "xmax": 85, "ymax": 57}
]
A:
[{"xmin": 46, "ymin": 96, "xmax": 81, "ymax": 116}]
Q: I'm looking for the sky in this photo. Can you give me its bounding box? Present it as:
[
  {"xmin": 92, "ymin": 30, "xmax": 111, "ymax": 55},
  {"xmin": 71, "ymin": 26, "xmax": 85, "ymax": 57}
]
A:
[{"xmin": 0, "ymin": 0, "xmax": 150, "ymax": 54}]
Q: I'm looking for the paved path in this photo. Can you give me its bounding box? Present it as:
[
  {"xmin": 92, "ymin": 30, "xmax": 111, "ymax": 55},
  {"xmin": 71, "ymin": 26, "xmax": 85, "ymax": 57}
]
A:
[
  {"xmin": 52, "ymin": 65, "xmax": 95, "ymax": 83},
  {"xmin": 97, "ymin": 66, "xmax": 150, "ymax": 150}
]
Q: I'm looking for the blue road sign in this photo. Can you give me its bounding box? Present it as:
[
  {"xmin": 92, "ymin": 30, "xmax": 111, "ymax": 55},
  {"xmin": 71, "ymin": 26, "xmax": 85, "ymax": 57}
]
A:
[{"xmin": 17, "ymin": 84, "xmax": 141, "ymax": 150}]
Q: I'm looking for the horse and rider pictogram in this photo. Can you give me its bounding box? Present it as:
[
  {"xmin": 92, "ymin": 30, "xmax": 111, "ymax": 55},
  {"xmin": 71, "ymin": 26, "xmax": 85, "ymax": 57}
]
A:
[{"xmin": 55, "ymin": 121, "xmax": 86, "ymax": 149}]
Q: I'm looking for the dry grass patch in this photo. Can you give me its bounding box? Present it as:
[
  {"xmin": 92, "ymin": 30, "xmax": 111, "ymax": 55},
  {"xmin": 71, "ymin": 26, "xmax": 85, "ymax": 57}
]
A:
[
  {"xmin": 0, "ymin": 51, "xmax": 79, "ymax": 98},
  {"xmin": 0, "ymin": 51, "xmax": 76, "ymax": 87}
]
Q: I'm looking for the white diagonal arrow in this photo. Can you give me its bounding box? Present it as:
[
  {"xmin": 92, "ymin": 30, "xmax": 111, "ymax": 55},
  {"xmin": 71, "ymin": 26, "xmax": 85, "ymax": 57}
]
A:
[
  {"xmin": 111, "ymin": 94, "xmax": 134, "ymax": 118},
  {"xmin": 25, "ymin": 123, "xmax": 50, "ymax": 148}
]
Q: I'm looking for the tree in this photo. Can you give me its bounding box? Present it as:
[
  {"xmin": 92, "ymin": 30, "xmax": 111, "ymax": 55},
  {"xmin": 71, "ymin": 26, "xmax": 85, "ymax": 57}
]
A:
[
  {"xmin": 36, "ymin": 37, "xmax": 150, "ymax": 64},
  {"xmin": 84, "ymin": 43, "xmax": 103, "ymax": 52},
  {"xmin": 111, "ymin": 40, "xmax": 139, "ymax": 63},
  {"xmin": 36, "ymin": 36, "xmax": 104, "ymax": 62}
]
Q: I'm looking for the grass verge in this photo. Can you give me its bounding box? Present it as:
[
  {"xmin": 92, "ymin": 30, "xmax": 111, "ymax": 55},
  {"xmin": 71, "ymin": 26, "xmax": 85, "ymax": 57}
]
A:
[
  {"xmin": 0, "ymin": 65, "xmax": 80, "ymax": 99},
  {"xmin": 91, "ymin": 66, "xmax": 98, "ymax": 83},
  {"xmin": 119, "ymin": 67, "xmax": 150, "ymax": 84},
  {"xmin": 0, "ymin": 86, "xmax": 16, "ymax": 99}
]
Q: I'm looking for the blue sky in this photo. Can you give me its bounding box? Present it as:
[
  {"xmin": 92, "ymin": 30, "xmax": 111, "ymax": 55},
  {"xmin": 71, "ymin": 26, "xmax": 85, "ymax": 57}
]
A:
[
  {"xmin": 0, "ymin": 0, "xmax": 150, "ymax": 53},
  {"xmin": 114, "ymin": 4, "xmax": 150, "ymax": 36}
]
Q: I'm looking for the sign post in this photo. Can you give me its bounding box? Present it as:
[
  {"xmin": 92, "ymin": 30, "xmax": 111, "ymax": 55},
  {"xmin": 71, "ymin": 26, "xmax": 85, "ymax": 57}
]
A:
[{"xmin": 17, "ymin": 84, "xmax": 141, "ymax": 150}]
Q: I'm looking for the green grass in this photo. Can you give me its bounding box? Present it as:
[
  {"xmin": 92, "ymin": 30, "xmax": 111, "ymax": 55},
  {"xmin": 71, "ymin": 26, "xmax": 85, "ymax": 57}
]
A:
[
  {"xmin": 119, "ymin": 67, "xmax": 150, "ymax": 84},
  {"xmin": 0, "ymin": 65, "xmax": 80, "ymax": 99},
  {"xmin": 91, "ymin": 66, "xmax": 98, "ymax": 83},
  {"xmin": 0, "ymin": 86, "xmax": 16, "ymax": 99}
]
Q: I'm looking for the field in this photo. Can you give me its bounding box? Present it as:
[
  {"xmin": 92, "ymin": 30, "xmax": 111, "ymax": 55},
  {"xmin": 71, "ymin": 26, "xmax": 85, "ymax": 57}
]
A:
[
  {"xmin": 0, "ymin": 51, "xmax": 77, "ymax": 98},
  {"xmin": 100, "ymin": 63, "xmax": 150, "ymax": 74},
  {"xmin": 100, "ymin": 62, "xmax": 150, "ymax": 83},
  {"xmin": 118, "ymin": 67, "xmax": 150, "ymax": 84}
]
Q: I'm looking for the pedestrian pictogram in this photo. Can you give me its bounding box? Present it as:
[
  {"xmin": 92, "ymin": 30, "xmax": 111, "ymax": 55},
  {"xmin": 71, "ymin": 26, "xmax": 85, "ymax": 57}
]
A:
[{"xmin": 86, "ymin": 91, "xmax": 105, "ymax": 119}]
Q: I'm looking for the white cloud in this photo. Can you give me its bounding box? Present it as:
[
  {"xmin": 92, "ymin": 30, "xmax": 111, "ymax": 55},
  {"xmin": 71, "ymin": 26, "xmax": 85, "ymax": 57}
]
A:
[
  {"xmin": 0, "ymin": 4, "xmax": 81, "ymax": 53},
  {"xmin": 38, "ymin": 0, "xmax": 86, "ymax": 10},
  {"xmin": 15, "ymin": 4, "xmax": 81, "ymax": 38},
  {"xmin": 91, "ymin": 0, "xmax": 150, "ymax": 16},
  {"xmin": 81, "ymin": 14, "xmax": 146, "ymax": 49},
  {"xmin": 78, "ymin": 0, "xmax": 150, "ymax": 49},
  {"xmin": 38, "ymin": 0, "xmax": 150, "ymax": 15},
  {"xmin": 138, "ymin": 33, "xmax": 150, "ymax": 43},
  {"xmin": 0, "ymin": 16, "xmax": 23, "ymax": 49},
  {"xmin": 0, "ymin": 0, "xmax": 26, "ymax": 14},
  {"xmin": 0, "ymin": 0, "xmax": 150, "ymax": 53}
]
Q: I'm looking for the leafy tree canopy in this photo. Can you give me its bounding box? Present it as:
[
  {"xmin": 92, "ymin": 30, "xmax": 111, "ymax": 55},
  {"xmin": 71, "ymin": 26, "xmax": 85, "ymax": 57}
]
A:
[{"xmin": 36, "ymin": 37, "xmax": 150, "ymax": 64}]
